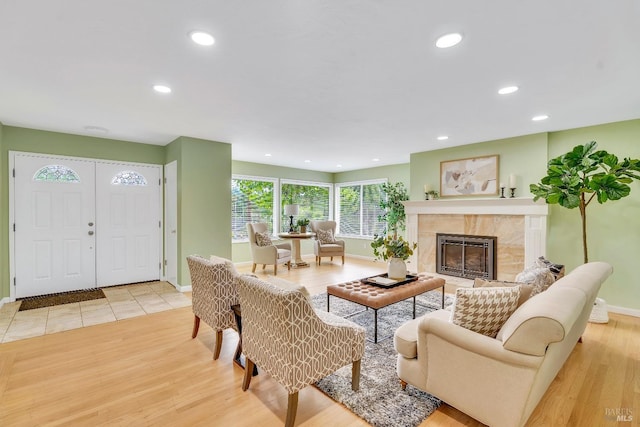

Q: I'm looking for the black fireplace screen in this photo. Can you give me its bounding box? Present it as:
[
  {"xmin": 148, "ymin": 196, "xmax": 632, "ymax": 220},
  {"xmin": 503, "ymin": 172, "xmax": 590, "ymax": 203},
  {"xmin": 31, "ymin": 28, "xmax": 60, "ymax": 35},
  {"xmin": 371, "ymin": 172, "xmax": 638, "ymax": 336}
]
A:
[{"xmin": 436, "ymin": 233, "xmax": 497, "ymax": 280}]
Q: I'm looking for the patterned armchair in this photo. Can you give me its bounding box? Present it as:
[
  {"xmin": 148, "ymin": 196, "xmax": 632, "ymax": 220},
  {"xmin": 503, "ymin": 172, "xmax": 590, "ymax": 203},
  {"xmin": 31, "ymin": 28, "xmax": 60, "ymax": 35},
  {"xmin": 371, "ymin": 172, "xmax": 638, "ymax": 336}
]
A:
[
  {"xmin": 246, "ymin": 222, "xmax": 292, "ymax": 275},
  {"xmin": 186, "ymin": 255, "xmax": 239, "ymax": 360},
  {"xmin": 309, "ymin": 220, "xmax": 345, "ymax": 265},
  {"xmin": 237, "ymin": 275, "xmax": 365, "ymax": 427}
]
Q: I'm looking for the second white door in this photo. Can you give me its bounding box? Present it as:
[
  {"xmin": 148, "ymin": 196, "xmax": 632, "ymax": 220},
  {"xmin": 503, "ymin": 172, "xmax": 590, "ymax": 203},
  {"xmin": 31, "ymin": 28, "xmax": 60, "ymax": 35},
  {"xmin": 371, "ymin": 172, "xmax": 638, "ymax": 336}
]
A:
[{"xmin": 96, "ymin": 162, "xmax": 162, "ymax": 286}]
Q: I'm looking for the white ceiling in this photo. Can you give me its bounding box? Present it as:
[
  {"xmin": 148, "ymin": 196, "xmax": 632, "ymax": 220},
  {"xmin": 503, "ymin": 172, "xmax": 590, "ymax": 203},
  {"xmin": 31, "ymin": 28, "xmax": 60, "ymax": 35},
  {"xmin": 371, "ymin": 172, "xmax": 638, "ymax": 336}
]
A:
[{"xmin": 1, "ymin": 1, "xmax": 639, "ymax": 172}]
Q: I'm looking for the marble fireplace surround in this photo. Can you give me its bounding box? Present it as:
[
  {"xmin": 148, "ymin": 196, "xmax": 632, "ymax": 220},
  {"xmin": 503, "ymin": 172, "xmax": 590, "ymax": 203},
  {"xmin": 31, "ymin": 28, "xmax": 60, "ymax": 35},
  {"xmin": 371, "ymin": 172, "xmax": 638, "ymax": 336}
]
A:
[{"xmin": 404, "ymin": 198, "xmax": 549, "ymax": 283}]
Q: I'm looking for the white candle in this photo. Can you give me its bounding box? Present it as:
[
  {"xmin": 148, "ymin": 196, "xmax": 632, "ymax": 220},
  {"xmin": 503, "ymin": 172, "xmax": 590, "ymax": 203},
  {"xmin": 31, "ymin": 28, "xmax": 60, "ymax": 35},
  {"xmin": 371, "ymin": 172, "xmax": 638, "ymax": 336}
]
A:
[
  {"xmin": 500, "ymin": 182, "xmax": 505, "ymax": 188},
  {"xmin": 509, "ymin": 174, "xmax": 517, "ymax": 188},
  {"xmin": 424, "ymin": 184, "xmax": 432, "ymax": 192}
]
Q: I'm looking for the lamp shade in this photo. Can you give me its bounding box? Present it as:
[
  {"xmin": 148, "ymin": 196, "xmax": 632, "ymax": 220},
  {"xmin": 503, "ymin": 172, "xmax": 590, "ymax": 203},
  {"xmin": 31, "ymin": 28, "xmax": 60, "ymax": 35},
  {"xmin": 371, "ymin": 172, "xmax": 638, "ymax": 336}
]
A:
[{"xmin": 284, "ymin": 204, "xmax": 299, "ymax": 216}]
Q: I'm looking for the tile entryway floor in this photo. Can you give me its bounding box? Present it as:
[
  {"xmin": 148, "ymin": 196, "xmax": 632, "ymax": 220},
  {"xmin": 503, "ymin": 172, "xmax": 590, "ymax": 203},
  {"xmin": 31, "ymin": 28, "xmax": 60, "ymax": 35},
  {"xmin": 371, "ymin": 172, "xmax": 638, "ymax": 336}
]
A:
[{"xmin": 0, "ymin": 282, "xmax": 191, "ymax": 343}]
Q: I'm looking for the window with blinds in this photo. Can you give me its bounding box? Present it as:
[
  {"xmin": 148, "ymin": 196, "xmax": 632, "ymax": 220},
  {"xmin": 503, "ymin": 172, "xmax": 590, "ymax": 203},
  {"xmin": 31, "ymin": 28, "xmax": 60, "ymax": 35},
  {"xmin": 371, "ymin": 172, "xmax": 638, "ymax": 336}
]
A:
[
  {"xmin": 232, "ymin": 177, "xmax": 277, "ymax": 241},
  {"xmin": 281, "ymin": 180, "xmax": 332, "ymax": 230},
  {"xmin": 336, "ymin": 180, "xmax": 386, "ymax": 237}
]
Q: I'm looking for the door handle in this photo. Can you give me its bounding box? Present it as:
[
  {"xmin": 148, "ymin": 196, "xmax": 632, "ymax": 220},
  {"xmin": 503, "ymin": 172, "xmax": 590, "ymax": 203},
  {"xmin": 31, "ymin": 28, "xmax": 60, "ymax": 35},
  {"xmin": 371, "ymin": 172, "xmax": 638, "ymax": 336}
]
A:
[
  {"xmin": 88, "ymin": 222, "xmax": 94, "ymax": 226},
  {"xmin": 88, "ymin": 231, "xmax": 94, "ymax": 236}
]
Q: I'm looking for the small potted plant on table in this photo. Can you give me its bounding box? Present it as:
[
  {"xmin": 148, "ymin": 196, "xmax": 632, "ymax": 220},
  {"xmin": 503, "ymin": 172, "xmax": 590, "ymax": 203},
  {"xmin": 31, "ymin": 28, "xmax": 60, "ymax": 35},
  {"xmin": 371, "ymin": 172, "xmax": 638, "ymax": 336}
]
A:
[{"xmin": 296, "ymin": 218, "xmax": 310, "ymax": 233}]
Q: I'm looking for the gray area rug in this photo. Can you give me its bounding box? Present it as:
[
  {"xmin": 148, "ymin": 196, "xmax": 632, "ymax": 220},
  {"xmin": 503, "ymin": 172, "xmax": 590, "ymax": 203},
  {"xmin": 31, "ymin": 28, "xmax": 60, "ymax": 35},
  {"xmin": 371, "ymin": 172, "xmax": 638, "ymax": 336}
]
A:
[{"xmin": 312, "ymin": 290, "xmax": 454, "ymax": 427}]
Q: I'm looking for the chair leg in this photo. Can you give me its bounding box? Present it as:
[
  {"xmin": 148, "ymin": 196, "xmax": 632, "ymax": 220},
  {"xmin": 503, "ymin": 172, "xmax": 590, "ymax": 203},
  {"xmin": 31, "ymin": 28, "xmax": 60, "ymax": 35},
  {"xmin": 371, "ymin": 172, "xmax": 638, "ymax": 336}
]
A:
[
  {"xmin": 351, "ymin": 359, "xmax": 361, "ymax": 391},
  {"xmin": 400, "ymin": 379, "xmax": 407, "ymax": 390},
  {"xmin": 251, "ymin": 263, "xmax": 257, "ymax": 273},
  {"xmin": 274, "ymin": 264, "xmax": 278, "ymax": 275},
  {"xmin": 330, "ymin": 256, "xmax": 333, "ymax": 261},
  {"xmin": 318, "ymin": 257, "xmax": 321, "ymax": 265},
  {"xmin": 192, "ymin": 315, "xmax": 201, "ymax": 338},
  {"xmin": 285, "ymin": 392, "xmax": 299, "ymax": 427},
  {"xmin": 342, "ymin": 255, "xmax": 345, "ymax": 265},
  {"xmin": 262, "ymin": 264, "xmax": 266, "ymax": 270},
  {"xmin": 578, "ymin": 336, "xmax": 583, "ymax": 343},
  {"xmin": 287, "ymin": 261, "xmax": 291, "ymax": 270},
  {"xmin": 213, "ymin": 330, "xmax": 223, "ymax": 360},
  {"xmin": 242, "ymin": 358, "xmax": 255, "ymax": 391}
]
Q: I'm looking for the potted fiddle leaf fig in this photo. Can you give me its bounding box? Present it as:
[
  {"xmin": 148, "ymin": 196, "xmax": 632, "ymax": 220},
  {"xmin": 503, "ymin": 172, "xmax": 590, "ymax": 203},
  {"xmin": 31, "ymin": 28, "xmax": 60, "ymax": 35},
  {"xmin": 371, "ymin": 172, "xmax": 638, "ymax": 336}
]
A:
[{"xmin": 530, "ymin": 141, "xmax": 640, "ymax": 263}]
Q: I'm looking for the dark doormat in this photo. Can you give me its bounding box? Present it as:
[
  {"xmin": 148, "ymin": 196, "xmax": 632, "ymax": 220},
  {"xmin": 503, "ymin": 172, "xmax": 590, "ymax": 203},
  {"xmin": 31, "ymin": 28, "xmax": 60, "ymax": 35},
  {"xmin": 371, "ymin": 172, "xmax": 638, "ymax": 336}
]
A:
[{"xmin": 18, "ymin": 288, "xmax": 106, "ymax": 311}]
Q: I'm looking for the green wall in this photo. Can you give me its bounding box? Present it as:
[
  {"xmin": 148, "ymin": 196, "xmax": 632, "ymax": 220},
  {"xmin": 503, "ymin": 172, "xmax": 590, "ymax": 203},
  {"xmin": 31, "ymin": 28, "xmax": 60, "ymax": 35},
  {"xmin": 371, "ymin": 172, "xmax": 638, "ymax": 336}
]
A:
[
  {"xmin": 334, "ymin": 163, "xmax": 410, "ymax": 258},
  {"xmin": 408, "ymin": 119, "xmax": 640, "ymax": 311},
  {"xmin": 2, "ymin": 118, "xmax": 639, "ymax": 310},
  {"xmin": 167, "ymin": 137, "xmax": 232, "ymax": 287},
  {"xmin": 231, "ymin": 161, "xmax": 333, "ymax": 262},
  {"xmin": 409, "ymin": 133, "xmax": 548, "ymax": 201},
  {"xmin": 546, "ymin": 119, "xmax": 640, "ymax": 310}
]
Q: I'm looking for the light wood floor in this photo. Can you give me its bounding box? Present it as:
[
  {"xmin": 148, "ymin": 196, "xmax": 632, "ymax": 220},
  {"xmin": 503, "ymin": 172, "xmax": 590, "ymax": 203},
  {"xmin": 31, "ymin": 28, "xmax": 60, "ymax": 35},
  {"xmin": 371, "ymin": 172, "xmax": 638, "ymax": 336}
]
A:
[{"xmin": 0, "ymin": 257, "xmax": 637, "ymax": 426}]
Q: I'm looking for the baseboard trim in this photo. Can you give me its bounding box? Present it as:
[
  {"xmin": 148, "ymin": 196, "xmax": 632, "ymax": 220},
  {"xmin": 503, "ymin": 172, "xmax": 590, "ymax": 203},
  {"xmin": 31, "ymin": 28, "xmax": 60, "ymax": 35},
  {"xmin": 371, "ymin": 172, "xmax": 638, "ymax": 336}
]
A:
[
  {"xmin": 0, "ymin": 297, "xmax": 16, "ymax": 309},
  {"xmin": 607, "ymin": 304, "xmax": 640, "ymax": 318}
]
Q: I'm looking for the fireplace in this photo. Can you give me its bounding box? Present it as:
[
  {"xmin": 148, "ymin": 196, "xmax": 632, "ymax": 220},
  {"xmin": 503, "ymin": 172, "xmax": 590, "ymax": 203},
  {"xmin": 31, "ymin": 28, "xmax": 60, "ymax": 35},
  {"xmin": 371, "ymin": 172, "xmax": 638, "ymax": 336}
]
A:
[{"xmin": 436, "ymin": 233, "xmax": 497, "ymax": 280}]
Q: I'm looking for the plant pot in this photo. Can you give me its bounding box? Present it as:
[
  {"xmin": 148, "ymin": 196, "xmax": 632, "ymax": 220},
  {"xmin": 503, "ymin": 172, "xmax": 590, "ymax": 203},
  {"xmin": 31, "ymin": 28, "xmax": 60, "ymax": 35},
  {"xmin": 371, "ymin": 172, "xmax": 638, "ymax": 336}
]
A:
[
  {"xmin": 388, "ymin": 258, "xmax": 407, "ymax": 280},
  {"xmin": 300, "ymin": 226, "xmax": 307, "ymax": 233}
]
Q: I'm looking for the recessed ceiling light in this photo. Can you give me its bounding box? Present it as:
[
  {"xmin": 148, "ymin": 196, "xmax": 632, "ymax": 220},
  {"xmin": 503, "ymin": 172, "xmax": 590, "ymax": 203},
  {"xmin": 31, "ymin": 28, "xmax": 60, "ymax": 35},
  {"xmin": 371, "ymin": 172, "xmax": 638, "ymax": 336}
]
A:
[
  {"xmin": 264, "ymin": 153, "xmax": 272, "ymax": 157},
  {"xmin": 304, "ymin": 159, "xmax": 311, "ymax": 163},
  {"xmin": 153, "ymin": 85, "xmax": 172, "ymax": 94},
  {"xmin": 189, "ymin": 30, "xmax": 215, "ymax": 46},
  {"xmin": 435, "ymin": 33, "xmax": 463, "ymax": 48},
  {"xmin": 437, "ymin": 135, "xmax": 449, "ymax": 141},
  {"xmin": 532, "ymin": 115, "xmax": 549, "ymax": 121},
  {"xmin": 336, "ymin": 164, "xmax": 342, "ymax": 168},
  {"xmin": 372, "ymin": 158, "xmax": 380, "ymax": 162},
  {"xmin": 498, "ymin": 86, "xmax": 519, "ymax": 95},
  {"xmin": 83, "ymin": 125, "xmax": 108, "ymax": 134}
]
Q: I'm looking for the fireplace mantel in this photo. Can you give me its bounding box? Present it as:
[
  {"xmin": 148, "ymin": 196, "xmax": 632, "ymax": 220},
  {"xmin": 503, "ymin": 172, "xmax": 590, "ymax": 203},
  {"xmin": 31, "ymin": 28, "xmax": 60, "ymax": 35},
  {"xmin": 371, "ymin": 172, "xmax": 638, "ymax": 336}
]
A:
[
  {"xmin": 404, "ymin": 197, "xmax": 548, "ymax": 216},
  {"xmin": 403, "ymin": 198, "xmax": 549, "ymax": 281}
]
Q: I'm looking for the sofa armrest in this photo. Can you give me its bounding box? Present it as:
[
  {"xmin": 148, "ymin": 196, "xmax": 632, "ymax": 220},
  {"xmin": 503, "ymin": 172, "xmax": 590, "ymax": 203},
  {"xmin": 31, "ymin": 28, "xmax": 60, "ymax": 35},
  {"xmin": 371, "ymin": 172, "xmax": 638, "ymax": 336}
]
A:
[{"xmin": 419, "ymin": 316, "xmax": 542, "ymax": 369}]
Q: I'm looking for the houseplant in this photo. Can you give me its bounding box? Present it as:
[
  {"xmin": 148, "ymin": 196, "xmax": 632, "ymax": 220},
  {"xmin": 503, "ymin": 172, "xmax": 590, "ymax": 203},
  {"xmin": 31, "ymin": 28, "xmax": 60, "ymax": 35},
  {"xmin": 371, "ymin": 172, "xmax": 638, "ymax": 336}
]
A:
[
  {"xmin": 296, "ymin": 218, "xmax": 310, "ymax": 233},
  {"xmin": 530, "ymin": 141, "xmax": 640, "ymax": 263},
  {"xmin": 372, "ymin": 182, "xmax": 418, "ymax": 279}
]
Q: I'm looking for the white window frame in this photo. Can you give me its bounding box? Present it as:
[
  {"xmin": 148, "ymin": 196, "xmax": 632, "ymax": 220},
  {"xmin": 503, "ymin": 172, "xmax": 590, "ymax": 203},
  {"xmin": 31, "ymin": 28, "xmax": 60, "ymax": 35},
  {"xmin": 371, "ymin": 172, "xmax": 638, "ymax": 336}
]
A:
[{"xmin": 232, "ymin": 175, "xmax": 279, "ymax": 242}]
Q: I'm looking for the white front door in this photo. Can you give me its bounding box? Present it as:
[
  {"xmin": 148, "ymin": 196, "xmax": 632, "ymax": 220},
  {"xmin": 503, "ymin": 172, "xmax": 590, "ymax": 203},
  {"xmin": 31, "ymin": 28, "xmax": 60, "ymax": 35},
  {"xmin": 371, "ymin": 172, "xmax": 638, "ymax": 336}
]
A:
[
  {"xmin": 164, "ymin": 161, "xmax": 178, "ymax": 286},
  {"xmin": 14, "ymin": 155, "xmax": 97, "ymax": 298},
  {"xmin": 95, "ymin": 163, "xmax": 162, "ymax": 286}
]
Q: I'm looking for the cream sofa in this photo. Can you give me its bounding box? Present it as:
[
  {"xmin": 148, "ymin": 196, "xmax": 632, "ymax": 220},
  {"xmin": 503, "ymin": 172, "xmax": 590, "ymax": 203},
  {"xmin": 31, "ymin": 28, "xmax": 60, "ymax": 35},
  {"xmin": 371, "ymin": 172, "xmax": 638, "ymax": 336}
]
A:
[{"xmin": 394, "ymin": 262, "xmax": 613, "ymax": 427}]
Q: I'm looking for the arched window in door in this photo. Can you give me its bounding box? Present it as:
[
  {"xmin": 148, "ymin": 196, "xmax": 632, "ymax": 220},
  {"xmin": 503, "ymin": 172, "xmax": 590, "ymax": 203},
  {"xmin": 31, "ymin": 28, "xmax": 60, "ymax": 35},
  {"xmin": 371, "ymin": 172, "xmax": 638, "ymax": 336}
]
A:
[
  {"xmin": 33, "ymin": 164, "xmax": 81, "ymax": 183},
  {"xmin": 111, "ymin": 170, "xmax": 148, "ymax": 186}
]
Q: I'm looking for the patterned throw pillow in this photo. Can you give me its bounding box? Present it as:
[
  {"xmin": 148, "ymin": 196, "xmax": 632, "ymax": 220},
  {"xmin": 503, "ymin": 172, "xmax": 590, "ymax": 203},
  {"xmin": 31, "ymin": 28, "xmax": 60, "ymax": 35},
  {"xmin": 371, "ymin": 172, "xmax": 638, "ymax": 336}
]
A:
[
  {"xmin": 535, "ymin": 256, "xmax": 565, "ymax": 280},
  {"xmin": 255, "ymin": 231, "xmax": 273, "ymax": 247},
  {"xmin": 515, "ymin": 266, "xmax": 556, "ymax": 297},
  {"xmin": 450, "ymin": 287, "xmax": 520, "ymax": 338},
  {"xmin": 474, "ymin": 278, "xmax": 534, "ymax": 307},
  {"xmin": 316, "ymin": 228, "xmax": 336, "ymax": 244}
]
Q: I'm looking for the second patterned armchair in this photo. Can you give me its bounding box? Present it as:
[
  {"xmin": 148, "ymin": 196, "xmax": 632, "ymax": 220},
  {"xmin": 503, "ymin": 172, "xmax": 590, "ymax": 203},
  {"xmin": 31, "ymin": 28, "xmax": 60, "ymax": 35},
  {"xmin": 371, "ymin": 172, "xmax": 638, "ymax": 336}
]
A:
[{"xmin": 237, "ymin": 275, "xmax": 365, "ymax": 427}]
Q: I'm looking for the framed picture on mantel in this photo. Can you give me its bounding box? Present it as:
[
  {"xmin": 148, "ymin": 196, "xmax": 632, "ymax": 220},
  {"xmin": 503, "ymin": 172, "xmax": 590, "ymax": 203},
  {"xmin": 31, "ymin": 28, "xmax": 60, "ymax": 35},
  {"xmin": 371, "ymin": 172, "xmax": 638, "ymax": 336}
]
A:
[{"xmin": 440, "ymin": 154, "xmax": 499, "ymax": 197}]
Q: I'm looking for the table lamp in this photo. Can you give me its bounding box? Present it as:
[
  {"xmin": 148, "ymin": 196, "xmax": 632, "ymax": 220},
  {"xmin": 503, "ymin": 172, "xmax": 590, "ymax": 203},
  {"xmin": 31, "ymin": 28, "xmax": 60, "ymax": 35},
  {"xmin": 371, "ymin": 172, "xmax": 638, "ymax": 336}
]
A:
[{"xmin": 284, "ymin": 204, "xmax": 299, "ymax": 232}]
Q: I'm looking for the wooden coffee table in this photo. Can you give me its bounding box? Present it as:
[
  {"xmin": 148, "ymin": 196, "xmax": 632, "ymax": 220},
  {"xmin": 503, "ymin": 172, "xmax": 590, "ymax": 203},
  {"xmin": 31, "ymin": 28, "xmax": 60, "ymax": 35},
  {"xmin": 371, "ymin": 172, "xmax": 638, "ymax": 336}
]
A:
[{"xmin": 326, "ymin": 274, "xmax": 446, "ymax": 343}]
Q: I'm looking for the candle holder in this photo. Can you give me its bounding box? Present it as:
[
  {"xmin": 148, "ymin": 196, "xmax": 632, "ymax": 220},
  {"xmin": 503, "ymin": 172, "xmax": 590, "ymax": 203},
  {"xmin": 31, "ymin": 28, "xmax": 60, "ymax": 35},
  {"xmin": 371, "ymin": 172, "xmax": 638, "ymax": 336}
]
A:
[
  {"xmin": 500, "ymin": 187, "xmax": 506, "ymax": 198},
  {"xmin": 424, "ymin": 192, "xmax": 430, "ymax": 200},
  {"xmin": 510, "ymin": 187, "xmax": 516, "ymax": 198}
]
